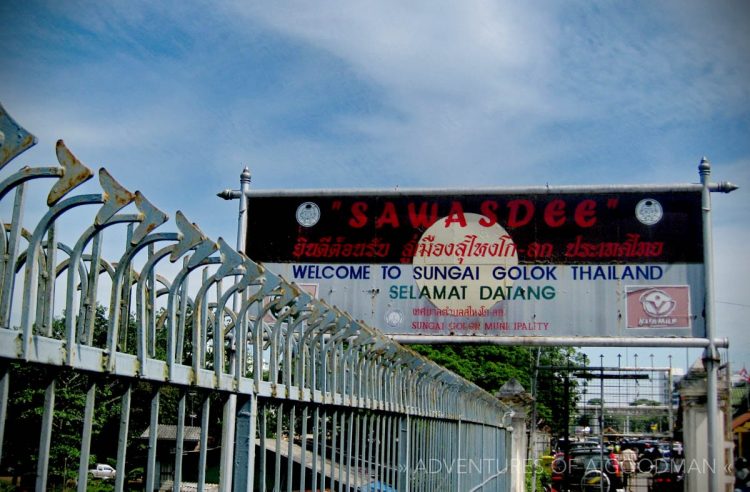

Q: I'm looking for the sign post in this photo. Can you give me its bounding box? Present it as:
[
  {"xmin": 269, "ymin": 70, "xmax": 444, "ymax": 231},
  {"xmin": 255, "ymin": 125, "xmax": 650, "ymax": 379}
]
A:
[
  {"xmin": 699, "ymin": 157, "xmax": 724, "ymax": 492},
  {"xmin": 216, "ymin": 166, "xmax": 252, "ymax": 492}
]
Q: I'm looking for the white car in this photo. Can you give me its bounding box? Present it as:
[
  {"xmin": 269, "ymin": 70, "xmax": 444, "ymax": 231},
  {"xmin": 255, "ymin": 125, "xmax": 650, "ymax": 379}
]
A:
[{"xmin": 88, "ymin": 463, "xmax": 116, "ymax": 479}]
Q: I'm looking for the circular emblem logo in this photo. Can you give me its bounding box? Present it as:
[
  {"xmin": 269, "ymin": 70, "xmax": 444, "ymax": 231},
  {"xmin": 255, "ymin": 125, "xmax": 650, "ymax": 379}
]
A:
[
  {"xmin": 384, "ymin": 309, "xmax": 404, "ymax": 328},
  {"xmin": 295, "ymin": 202, "xmax": 320, "ymax": 227},
  {"xmin": 635, "ymin": 199, "xmax": 663, "ymax": 225},
  {"xmin": 639, "ymin": 288, "xmax": 676, "ymax": 317}
]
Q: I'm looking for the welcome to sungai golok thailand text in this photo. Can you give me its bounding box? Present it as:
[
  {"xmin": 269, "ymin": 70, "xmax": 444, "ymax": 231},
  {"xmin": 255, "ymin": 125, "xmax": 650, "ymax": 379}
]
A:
[{"xmin": 291, "ymin": 264, "xmax": 665, "ymax": 282}]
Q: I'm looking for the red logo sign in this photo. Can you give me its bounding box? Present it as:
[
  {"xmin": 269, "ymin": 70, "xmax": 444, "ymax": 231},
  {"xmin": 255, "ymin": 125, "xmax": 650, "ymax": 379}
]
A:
[{"xmin": 626, "ymin": 286, "xmax": 691, "ymax": 329}]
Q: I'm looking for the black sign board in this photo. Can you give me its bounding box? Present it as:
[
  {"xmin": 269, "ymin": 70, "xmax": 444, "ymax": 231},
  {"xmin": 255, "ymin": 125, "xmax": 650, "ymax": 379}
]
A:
[{"xmin": 246, "ymin": 190, "xmax": 703, "ymax": 265}]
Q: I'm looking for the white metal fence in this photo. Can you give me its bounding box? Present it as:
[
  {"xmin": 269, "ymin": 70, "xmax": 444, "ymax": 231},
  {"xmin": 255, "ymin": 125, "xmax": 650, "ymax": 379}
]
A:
[{"xmin": 0, "ymin": 103, "xmax": 511, "ymax": 492}]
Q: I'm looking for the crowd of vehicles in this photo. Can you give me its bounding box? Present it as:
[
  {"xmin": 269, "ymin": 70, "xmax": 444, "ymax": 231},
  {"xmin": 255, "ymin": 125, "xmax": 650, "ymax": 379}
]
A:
[
  {"xmin": 547, "ymin": 438, "xmax": 684, "ymax": 492},
  {"xmin": 550, "ymin": 446, "xmax": 624, "ymax": 491}
]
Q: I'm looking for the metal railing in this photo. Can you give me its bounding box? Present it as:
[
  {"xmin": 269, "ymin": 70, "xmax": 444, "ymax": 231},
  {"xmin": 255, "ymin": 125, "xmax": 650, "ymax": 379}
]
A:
[{"xmin": 0, "ymin": 103, "xmax": 511, "ymax": 491}]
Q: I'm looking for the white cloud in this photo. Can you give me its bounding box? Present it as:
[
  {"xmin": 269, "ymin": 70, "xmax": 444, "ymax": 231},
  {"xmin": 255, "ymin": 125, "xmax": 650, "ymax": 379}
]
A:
[
  {"xmin": 213, "ymin": 1, "xmax": 749, "ymax": 190},
  {"xmin": 223, "ymin": 1, "xmax": 562, "ymax": 123},
  {"xmin": 2, "ymin": 0, "xmax": 748, "ymax": 371}
]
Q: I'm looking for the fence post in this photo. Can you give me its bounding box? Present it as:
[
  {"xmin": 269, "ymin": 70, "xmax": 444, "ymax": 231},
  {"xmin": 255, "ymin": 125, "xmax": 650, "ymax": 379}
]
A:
[
  {"xmin": 398, "ymin": 414, "xmax": 410, "ymax": 492},
  {"xmin": 233, "ymin": 394, "xmax": 255, "ymax": 491}
]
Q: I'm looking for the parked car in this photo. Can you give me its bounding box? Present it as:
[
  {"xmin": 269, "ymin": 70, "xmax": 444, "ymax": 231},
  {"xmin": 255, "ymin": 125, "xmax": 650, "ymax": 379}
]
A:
[
  {"xmin": 629, "ymin": 439, "xmax": 660, "ymax": 455},
  {"xmin": 88, "ymin": 463, "xmax": 116, "ymax": 479},
  {"xmin": 649, "ymin": 458, "xmax": 684, "ymax": 492},
  {"xmin": 657, "ymin": 442, "xmax": 672, "ymax": 458},
  {"xmin": 637, "ymin": 442, "xmax": 664, "ymax": 473},
  {"xmin": 554, "ymin": 438, "xmax": 601, "ymax": 453},
  {"xmin": 550, "ymin": 448, "xmax": 624, "ymax": 492}
]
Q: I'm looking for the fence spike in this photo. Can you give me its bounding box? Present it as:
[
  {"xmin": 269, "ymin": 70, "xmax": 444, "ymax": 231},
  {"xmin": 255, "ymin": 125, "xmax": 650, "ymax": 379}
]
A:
[
  {"xmin": 0, "ymin": 102, "xmax": 37, "ymax": 170},
  {"xmin": 214, "ymin": 237, "xmax": 244, "ymax": 278},
  {"xmin": 291, "ymin": 291, "xmax": 312, "ymax": 315},
  {"xmin": 170, "ymin": 211, "xmax": 207, "ymax": 261},
  {"xmin": 48, "ymin": 140, "xmax": 94, "ymax": 205},
  {"xmin": 95, "ymin": 168, "xmax": 136, "ymax": 225},
  {"xmin": 187, "ymin": 238, "xmax": 218, "ymax": 268},
  {"xmin": 131, "ymin": 191, "xmax": 168, "ymax": 244},
  {"xmin": 234, "ymin": 258, "xmax": 264, "ymax": 291}
]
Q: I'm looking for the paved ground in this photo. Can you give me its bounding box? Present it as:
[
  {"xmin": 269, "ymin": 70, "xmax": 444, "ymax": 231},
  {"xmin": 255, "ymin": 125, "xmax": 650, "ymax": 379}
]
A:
[{"xmin": 624, "ymin": 471, "xmax": 652, "ymax": 491}]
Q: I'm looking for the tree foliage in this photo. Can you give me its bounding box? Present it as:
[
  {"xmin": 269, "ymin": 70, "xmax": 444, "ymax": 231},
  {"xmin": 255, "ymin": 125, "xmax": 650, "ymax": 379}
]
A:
[
  {"xmin": 411, "ymin": 344, "xmax": 584, "ymax": 436},
  {"xmin": 630, "ymin": 398, "xmax": 661, "ymax": 406},
  {"xmin": 2, "ymin": 306, "xmax": 123, "ymax": 488},
  {"xmin": 0, "ymin": 305, "xmax": 220, "ymax": 489}
]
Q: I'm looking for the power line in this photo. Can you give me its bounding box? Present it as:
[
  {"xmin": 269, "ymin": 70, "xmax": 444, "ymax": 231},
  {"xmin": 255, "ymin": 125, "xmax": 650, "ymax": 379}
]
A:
[{"xmin": 717, "ymin": 300, "xmax": 750, "ymax": 308}]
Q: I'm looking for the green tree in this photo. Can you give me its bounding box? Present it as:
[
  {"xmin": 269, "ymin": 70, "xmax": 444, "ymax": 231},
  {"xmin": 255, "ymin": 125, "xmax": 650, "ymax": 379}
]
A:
[
  {"xmin": 411, "ymin": 344, "xmax": 583, "ymax": 436},
  {"xmin": 0, "ymin": 304, "xmax": 200, "ymax": 489},
  {"xmin": 2, "ymin": 305, "xmax": 123, "ymax": 488},
  {"xmin": 630, "ymin": 398, "xmax": 661, "ymax": 406}
]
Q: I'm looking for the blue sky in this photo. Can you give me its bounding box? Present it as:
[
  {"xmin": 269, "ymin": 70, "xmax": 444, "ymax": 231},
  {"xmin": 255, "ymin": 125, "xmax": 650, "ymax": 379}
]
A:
[{"xmin": 2, "ymin": 0, "xmax": 749, "ymax": 373}]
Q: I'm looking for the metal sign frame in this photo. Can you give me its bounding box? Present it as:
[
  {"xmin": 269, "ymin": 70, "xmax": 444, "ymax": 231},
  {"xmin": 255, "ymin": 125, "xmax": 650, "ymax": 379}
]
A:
[
  {"xmin": 233, "ymin": 163, "xmax": 737, "ymax": 492},
  {"xmin": 242, "ymin": 180, "xmax": 735, "ymax": 348}
]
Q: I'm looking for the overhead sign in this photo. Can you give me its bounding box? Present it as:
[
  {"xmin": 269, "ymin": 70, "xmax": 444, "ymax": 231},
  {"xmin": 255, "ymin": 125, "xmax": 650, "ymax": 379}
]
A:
[{"xmin": 246, "ymin": 188, "xmax": 705, "ymax": 339}]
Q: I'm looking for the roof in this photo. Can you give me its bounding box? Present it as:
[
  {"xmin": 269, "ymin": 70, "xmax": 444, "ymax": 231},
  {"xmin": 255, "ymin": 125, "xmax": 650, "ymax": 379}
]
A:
[
  {"xmin": 733, "ymin": 412, "xmax": 750, "ymax": 433},
  {"xmin": 139, "ymin": 425, "xmax": 202, "ymax": 441}
]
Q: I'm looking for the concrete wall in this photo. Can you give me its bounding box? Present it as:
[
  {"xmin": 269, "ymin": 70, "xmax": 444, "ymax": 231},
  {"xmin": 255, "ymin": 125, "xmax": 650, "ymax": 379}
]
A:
[
  {"xmin": 678, "ymin": 364, "xmax": 734, "ymax": 492},
  {"xmin": 509, "ymin": 412, "xmax": 528, "ymax": 492}
]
